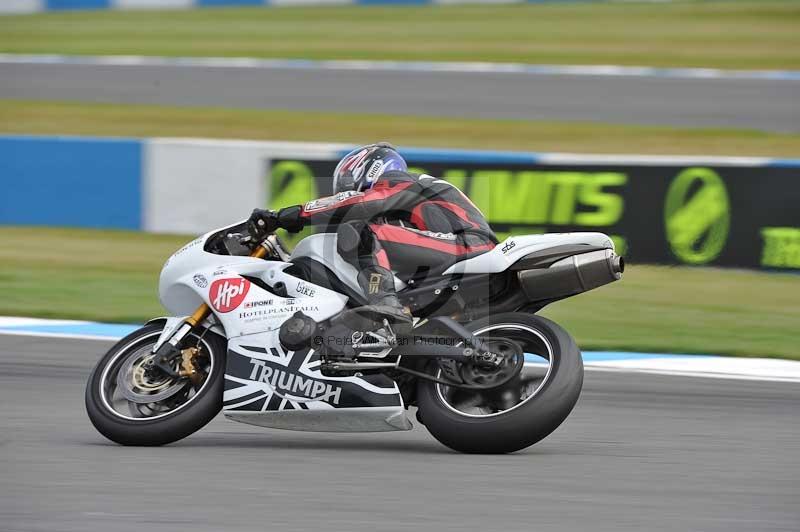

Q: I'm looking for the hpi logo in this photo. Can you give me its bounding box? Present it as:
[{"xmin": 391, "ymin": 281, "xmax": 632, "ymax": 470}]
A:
[{"xmin": 210, "ymin": 278, "xmax": 251, "ymax": 313}]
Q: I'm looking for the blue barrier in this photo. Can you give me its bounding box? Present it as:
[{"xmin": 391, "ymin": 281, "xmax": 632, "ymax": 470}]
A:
[
  {"xmin": 0, "ymin": 0, "xmax": 605, "ymax": 14},
  {"xmin": 196, "ymin": 0, "xmax": 264, "ymax": 6},
  {"xmin": 46, "ymin": 0, "xmax": 110, "ymax": 10},
  {"xmin": 1, "ymin": 133, "xmax": 797, "ymax": 255},
  {"xmin": 0, "ymin": 136, "xmax": 142, "ymax": 230},
  {"xmin": 341, "ymin": 147, "xmax": 543, "ymax": 165}
]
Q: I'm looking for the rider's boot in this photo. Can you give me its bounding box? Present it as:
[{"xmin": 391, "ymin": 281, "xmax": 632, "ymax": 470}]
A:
[{"xmin": 354, "ymin": 266, "xmax": 413, "ymax": 336}]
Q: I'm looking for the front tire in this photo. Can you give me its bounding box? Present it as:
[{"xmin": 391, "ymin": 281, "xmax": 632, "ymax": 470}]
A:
[
  {"xmin": 417, "ymin": 313, "xmax": 583, "ymax": 454},
  {"xmin": 85, "ymin": 323, "xmax": 227, "ymax": 446}
]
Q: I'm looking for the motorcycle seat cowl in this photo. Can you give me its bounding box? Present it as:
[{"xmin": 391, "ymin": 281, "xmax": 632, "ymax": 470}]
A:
[{"xmin": 442, "ymin": 233, "xmax": 615, "ymax": 275}]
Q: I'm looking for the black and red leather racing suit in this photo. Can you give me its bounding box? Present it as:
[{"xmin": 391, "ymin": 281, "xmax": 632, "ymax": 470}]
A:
[{"xmin": 277, "ymin": 171, "xmax": 498, "ymax": 283}]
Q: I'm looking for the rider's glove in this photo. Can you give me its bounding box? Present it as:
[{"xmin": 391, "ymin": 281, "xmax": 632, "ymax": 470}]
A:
[
  {"xmin": 247, "ymin": 209, "xmax": 279, "ymax": 240},
  {"xmin": 275, "ymin": 205, "xmax": 304, "ymax": 234}
]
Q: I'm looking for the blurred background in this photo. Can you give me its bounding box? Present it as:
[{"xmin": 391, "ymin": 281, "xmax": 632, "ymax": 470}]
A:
[
  {"xmin": 1, "ymin": 2, "xmax": 799, "ymax": 532},
  {"xmin": 1, "ymin": 0, "xmax": 798, "ymax": 360}
]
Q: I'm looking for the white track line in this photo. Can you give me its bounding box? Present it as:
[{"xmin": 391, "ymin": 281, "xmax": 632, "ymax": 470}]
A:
[
  {"xmin": 2, "ymin": 317, "xmax": 798, "ymax": 383},
  {"xmin": 2, "ymin": 328, "xmax": 799, "ymax": 383},
  {"xmin": 0, "ymin": 329, "xmax": 121, "ymax": 342},
  {"xmin": 0, "ymin": 317, "xmax": 92, "ymax": 327},
  {"xmin": 1, "ymin": 54, "xmax": 798, "ymax": 81},
  {"xmin": 587, "ymin": 359, "xmax": 800, "ymax": 383},
  {"xmin": 587, "ymin": 366, "xmax": 800, "ymax": 383}
]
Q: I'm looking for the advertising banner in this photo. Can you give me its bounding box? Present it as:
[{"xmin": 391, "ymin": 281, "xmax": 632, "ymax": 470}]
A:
[{"xmin": 268, "ymin": 158, "xmax": 800, "ymax": 271}]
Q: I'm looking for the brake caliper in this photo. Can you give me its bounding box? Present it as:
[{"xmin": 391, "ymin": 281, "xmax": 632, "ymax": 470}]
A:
[{"xmin": 179, "ymin": 347, "xmax": 203, "ymax": 386}]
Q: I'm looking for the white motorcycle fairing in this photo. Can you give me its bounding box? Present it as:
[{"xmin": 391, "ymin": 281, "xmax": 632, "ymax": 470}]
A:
[
  {"xmin": 157, "ymin": 224, "xmax": 411, "ymax": 433},
  {"xmin": 223, "ymin": 332, "xmax": 410, "ymax": 432},
  {"xmin": 289, "ymin": 232, "xmax": 615, "ymax": 285},
  {"xmin": 290, "ymin": 233, "xmax": 407, "ymax": 295},
  {"xmin": 156, "ymin": 223, "xmax": 616, "ymax": 434},
  {"xmin": 442, "ymin": 233, "xmax": 615, "ymax": 275}
]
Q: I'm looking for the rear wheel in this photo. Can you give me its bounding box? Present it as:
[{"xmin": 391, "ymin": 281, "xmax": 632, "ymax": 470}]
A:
[
  {"xmin": 85, "ymin": 323, "xmax": 226, "ymax": 446},
  {"xmin": 417, "ymin": 313, "xmax": 583, "ymax": 454}
]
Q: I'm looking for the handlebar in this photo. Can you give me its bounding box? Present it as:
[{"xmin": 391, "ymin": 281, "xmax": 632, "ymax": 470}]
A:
[{"xmin": 224, "ymin": 231, "xmax": 291, "ymax": 262}]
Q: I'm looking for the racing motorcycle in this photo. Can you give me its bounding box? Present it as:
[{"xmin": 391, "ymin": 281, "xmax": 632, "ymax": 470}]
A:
[{"xmin": 85, "ymin": 220, "xmax": 623, "ymax": 453}]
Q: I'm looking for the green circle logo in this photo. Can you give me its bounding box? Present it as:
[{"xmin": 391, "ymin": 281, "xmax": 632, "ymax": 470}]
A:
[
  {"xmin": 664, "ymin": 167, "xmax": 730, "ymax": 265},
  {"xmin": 270, "ymin": 160, "xmax": 317, "ymax": 210}
]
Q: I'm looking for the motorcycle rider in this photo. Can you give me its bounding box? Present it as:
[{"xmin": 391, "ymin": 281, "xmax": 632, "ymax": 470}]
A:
[{"xmin": 248, "ymin": 142, "xmax": 497, "ymax": 333}]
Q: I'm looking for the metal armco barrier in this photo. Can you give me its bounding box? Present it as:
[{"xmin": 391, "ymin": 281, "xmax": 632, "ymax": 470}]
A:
[{"xmin": 270, "ymin": 157, "xmax": 800, "ymax": 271}]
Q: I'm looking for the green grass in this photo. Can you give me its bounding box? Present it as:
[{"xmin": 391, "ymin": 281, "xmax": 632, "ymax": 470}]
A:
[
  {"xmin": 0, "ymin": 2, "xmax": 798, "ymax": 69},
  {"xmin": 2, "ymin": 100, "xmax": 800, "ymax": 157},
  {"xmin": 0, "ymin": 227, "xmax": 185, "ymax": 324},
  {"xmin": 1, "ymin": 227, "xmax": 797, "ymax": 359}
]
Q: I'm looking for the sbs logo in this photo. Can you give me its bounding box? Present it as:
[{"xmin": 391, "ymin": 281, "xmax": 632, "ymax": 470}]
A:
[{"xmin": 664, "ymin": 167, "xmax": 730, "ymax": 265}]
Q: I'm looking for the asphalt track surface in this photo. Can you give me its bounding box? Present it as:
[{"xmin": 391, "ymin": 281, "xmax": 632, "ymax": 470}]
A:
[
  {"xmin": 2, "ymin": 334, "xmax": 799, "ymax": 532},
  {"xmin": 1, "ymin": 62, "xmax": 799, "ymax": 132}
]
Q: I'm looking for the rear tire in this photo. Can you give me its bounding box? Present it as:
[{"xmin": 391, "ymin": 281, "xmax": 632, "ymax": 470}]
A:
[
  {"xmin": 85, "ymin": 323, "xmax": 227, "ymax": 446},
  {"xmin": 417, "ymin": 313, "xmax": 583, "ymax": 454}
]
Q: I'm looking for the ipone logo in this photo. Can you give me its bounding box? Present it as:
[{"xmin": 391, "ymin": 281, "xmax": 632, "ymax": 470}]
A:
[
  {"xmin": 210, "ymin": 278, "xmax": 250, "ymax": 313},
  {"xmin": 244, "ymin": 299, "xmax": 274, "ymax": 309}
]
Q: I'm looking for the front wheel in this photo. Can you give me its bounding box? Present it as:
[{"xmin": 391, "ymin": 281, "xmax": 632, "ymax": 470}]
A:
[
  {"xmin": 85, "ymin": 323, "xmax": 227, "ymax": 446},
  {"xmin": 417, "ymin": 313, "xmax": 583, "ymax": 454}
]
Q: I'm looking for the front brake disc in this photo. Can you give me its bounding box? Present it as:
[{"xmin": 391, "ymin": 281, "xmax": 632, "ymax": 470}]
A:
[{"xmin": 117, "ymin": 349, "xmax": 188, "ymax": 404}]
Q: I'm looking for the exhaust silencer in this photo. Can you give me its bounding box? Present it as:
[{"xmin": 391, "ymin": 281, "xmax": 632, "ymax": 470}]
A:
[{"xmin": 517, "ymin": 249, "xmax": 624, "ymax": 302}]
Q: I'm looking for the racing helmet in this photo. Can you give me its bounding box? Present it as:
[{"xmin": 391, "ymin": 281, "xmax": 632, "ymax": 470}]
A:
[{"xmin": 333, "ymin": 142, "xmax": 407, "ymax": 194}]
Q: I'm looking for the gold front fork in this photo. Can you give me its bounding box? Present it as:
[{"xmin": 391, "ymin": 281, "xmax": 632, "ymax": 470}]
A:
[{"xmin": 170, "ymin": 242, "xmax": 271, "ymax": 375}]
